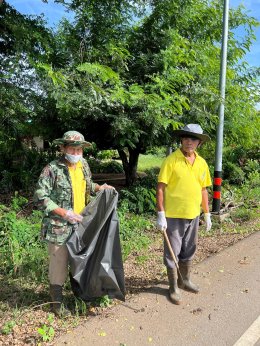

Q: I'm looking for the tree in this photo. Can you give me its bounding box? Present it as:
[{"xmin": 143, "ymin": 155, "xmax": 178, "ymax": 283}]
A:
[
  {"xmin": 0, "ymin": 1, "xmax": 58, "ymax": 190},
  {"xmin": 2, "ymin": 0, "xmax": 259, "ymax": 187},
  {"xmin": 0, "ymin": 1, "xmax": 55, "ymax": 139}
]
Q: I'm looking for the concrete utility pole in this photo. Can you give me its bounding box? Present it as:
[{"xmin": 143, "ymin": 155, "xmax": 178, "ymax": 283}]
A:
[{"xmin": 212, "ymin": 0, "xmax": 229, "ymax": 213}]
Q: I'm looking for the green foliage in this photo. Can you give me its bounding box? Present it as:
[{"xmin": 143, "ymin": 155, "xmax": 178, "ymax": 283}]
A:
[
  {"xmin": 0, "ymin": 146, "xmax": 57, "ymax": 193},
  {"xmin": 37, "ymin": 323, "xmax": 55, "ymax": 342},
  {"xmin": 244, "ymin": 159, "xmax": 260, "ymax": 176},
  {"xmin": 0, "ymin": 198, "xmax": 46, "ymax": 280},
  {"xmin": 119, "ymin": 186, "xmax": 156, "ymax": 214},
  {"xmin": 118, "ymin": 167, "xmax": 159, "ymax": 214},
  {"xmin": 88, "ymin": 159, "xmax": 124, "ymax": 174},
  {"xmin": 231, "ymin": 208, "xmax": 255, "ymax": 223},
  {"xmin": 95, "ymin": 295, "xmax": 112, "ymax": 308},
  {"xmin": 10, "ymin": 193, "xmax": 28, "ymax": 212},
  {"xmin": 239, "ymin": 172, "xmax": 260, "ymax": 205},
  {"xmin": 223, "ymin": 162, "xmax": 245, "ymax": 185},
  {"xmin": 1, "ymin": 0, "xmax": 259, "ymax": 187},
  {"xmin": 1, "ymin": 320, "xmax": 16, "ymax": 335},
  {"xmin": 118, "ymin": 205, "xmax": 152, "ymax": 260},
  {"xmin": 74, "ymin": 298, "xmax": 88, "ymax": 316},
  {"xmin": 221, "ymin": 144, "xmax": 259, "ymax": 186}
]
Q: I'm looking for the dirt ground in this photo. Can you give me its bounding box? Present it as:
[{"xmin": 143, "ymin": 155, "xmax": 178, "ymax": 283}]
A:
[
  {"xmin": 0, "ymin": 177, "xmax": 259, "ymax": 345},
  {"xmin": 0, "ymin": 221, "xmax": 258, "ymax": 346}
]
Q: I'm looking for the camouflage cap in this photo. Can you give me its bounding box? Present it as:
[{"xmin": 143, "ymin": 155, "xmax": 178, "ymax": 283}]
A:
[{"xmin": 53, "ymin": 131, "xmax": 92, "ymax": 147}]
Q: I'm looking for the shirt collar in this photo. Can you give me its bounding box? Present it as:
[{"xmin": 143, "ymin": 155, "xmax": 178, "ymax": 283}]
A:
[{"xmin": 176, "ymin": 148, "xmax": 200, "ymax": 159}]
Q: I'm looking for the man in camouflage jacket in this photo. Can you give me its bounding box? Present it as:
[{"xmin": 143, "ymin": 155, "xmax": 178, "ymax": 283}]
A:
[
  {"xmin": 35, "ymin": 155, "xmax": 95, "ymax": 244},
  {"xmin": 34, "ymin": 130, "xmax": 114, "ymax": 316}
]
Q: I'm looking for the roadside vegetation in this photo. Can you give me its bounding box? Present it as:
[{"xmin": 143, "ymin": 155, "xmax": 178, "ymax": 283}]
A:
[
  {"xmin": 0, "ymin": 147, "xmax": 259, "ymax": 345},
  {"xmin": 1, "ymin": 0, "xmax": 259, "ymax": 343}
]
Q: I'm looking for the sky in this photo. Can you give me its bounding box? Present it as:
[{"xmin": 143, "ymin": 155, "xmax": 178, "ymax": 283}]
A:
[{"xmin": 5, "ymin": 0, "xmax": 260, "ymax": 68}]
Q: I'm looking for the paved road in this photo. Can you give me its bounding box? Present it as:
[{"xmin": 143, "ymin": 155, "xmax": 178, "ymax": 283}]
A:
[{"xmin": 56, "ymin": 232, "xmax": 260, "ymax": 346}]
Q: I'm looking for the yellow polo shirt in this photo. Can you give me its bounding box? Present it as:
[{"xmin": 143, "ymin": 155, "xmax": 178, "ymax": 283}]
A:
[
  {"xmin": 68, "ymin": 161, "xmax": 86, "ymax": 214},
  {"xmin": 158, "ymin": 148, "xmax": 211, "ymax": 219}
]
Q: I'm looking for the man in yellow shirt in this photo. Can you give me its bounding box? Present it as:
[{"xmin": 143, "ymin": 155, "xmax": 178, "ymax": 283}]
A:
[{"xmin": 156, "ymin": 124, "xmax": 212, "ymax": 305}]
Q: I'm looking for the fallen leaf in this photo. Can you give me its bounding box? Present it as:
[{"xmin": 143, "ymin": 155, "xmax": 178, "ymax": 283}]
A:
[
  {"xmin": 98, "ymin": 331, "xmax": 106, "ymax": 337},
  {"xmin": 241, "ymin": 289, "xmax": 249, "ymax": 293}
]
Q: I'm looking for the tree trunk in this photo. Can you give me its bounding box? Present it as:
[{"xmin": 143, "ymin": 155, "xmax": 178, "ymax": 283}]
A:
[{"xmin": 118, "ymin": 148, "xmax": 140, "ymax": 186}]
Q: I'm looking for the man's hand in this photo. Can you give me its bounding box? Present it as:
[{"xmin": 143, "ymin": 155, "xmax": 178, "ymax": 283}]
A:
[
  {"xmin": 100, "ymin": 183, "xmax": 115, "ymax": 190},
  {"xmin": 156, "ymin": 211, "xmax": 167, "ymax": 232},
  {"xmin": 204, "ymin": 213, "xmax": 212, "ymax": 232},
  {"xmin": 64, "ymin": 210, "xmax": 83, "ymax": 224}
]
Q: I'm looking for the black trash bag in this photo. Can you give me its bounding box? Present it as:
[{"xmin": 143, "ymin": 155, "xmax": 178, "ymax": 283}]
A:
[{"xmin": 66, "ymin": 189, "xmax": 125, "ymax": 302}]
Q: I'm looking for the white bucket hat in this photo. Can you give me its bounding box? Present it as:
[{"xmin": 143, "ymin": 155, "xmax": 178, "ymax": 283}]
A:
[{"xmin": 173, "ymin": 124, "xmax": 210, "ymax": 142}]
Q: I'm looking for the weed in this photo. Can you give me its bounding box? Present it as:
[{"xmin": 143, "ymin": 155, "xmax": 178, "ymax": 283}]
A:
[
  {"xmin": 74, "ymin": 298, "xmax": 88, "ymax": 316},
  {"xmin": 37, "ymin": 314, "xmax": 55, "ymax": 342},
  {"xmin": 231, "ymin": 208, "xmax": 255, "ymax": 223},
  {"xmin": 135, "ymin": 255, "xmax": 149, "ymax": 265},
  {"xmin": 118, "ymin": 208, "xmax": 152, "ymax": 260},
  {"xmin": 1, "ymin": 320, "xmax": 16, "ymax": 335},
  {"xmin": 37, "ymin": 324, "xmax": 55, "ymax": 342},
  {"xmin": 95, "ymin": 295, "xmax": 112, "ymax": 308},
  {"xmin": 0, "ymin": 202, "xmax": 47, "ymax": 281}
]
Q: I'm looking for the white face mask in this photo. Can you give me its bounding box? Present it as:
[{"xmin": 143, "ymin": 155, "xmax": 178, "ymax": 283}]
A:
[{"xmin": 65, "ymin": 153, "xmax": 82, "ymax": 164}]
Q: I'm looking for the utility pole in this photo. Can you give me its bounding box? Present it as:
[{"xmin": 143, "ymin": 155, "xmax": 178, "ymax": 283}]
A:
[{"xmin": 212, "ymin": 0, "xmax": 229, "ymax": 213}]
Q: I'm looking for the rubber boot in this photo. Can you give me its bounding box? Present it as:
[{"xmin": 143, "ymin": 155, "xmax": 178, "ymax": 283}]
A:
[
  {"xmin": 167, "ymin": 267, "xmax": 182, "ymax": 305},
  {"xmin": 178, "ymin": 260, "xmax": 199, "ymax": 293},
  {"xmin": 49, "ymin": 284, "xmax": 71, "ymax": 317}
]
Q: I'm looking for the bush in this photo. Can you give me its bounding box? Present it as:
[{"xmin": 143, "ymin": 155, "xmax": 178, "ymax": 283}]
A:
[
  {"xmin": 223, "ymin": 162, "xmax": 245, "ymax": 185},
  {"xmin": 96, "ymin": 150, "xmax": 118, "ymax": 160},
  {"xmin": 88, "ymin": 159, "xmax": 124, "ymax": 173},
  {"xmin": 119, "ymin": 186, "xmax": 156, "ymax": 214},
  {"xmin": 0, "ymin": 148, "xmax": 57, "ymax": 193},
  {"xmin": 231, "ymin": 207, "xmax": 255, "ymax": 223},
  {"xmin": 244, "ymin": 159, "xmax": 260, "ymax": 176},
  {"xmin": 139, "ymin": 168, "xmax": 159, "ymax": 189},
  {"xmin": 0, "ymin": 196, "xmax": 47, "ymax": 281}
]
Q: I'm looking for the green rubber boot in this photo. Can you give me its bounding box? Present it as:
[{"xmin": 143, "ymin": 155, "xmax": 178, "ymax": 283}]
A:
[
  {"xmin": 167, "ymin": 267, "xmax": 182, "ymax": 305},
  {"xmin": 50, "ymin": 284, "xmax": 71, "ymax": 318},
  {"xmin": 178, "ymin": 260, "xmax": 199, "ymax": 293}
]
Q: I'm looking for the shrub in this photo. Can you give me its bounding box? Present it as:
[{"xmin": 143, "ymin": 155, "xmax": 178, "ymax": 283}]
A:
[
  {"xmin": 0, "ymin": 148, "xmax": 57, "ymax": 193},
  {"xmin": 0, "ymin": 196, "xmax": 47, "ymax": 281},
  {"xmin": 223, "ymin": 162, "xmax": 245, "ymax": 185},
  {"xmin": 119, "ymin": 186, "xmax": 156, "ymax": 214},
  {"xmin": 88, "ymin": 159, "xmax": 124, "ymax": 173}
]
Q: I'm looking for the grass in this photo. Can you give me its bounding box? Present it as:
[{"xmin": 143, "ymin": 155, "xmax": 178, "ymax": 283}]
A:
[{"xmin": 137, "ymin": 154, "xmax": 164, "ymax": 172}]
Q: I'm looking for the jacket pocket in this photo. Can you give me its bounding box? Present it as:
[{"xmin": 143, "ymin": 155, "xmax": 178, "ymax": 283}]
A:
[{"xmin": 49, "ymin": 217, "xmax": 68, "ymax": 235}]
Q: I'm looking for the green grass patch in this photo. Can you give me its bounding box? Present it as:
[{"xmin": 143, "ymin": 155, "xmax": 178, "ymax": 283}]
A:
[{"xmin": 137, "ymin": 154, "xmax": 164, "ymax": 172}]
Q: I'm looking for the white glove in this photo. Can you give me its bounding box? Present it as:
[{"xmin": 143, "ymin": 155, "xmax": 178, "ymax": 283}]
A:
[
  {"xmin": 64, "ymin": 210, "xmax": 83, "ymax": 224},
  {"xmin": 99, "ymin": 183, "xmax": 115, "ymax": 190},
  {"xmin": 156, "ymin": 211, "xmax": 167, "ymax": 232},
  {"xmin": 204, "ymin": 213, "xmax": 212, "ymax": 232}
]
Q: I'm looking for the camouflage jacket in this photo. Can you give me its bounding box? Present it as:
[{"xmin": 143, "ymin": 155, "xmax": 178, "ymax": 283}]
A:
[{"xmin": 34, "ymin": 156, "xmax": 97, "ymax": 245}]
